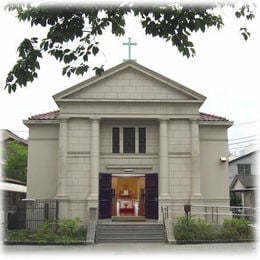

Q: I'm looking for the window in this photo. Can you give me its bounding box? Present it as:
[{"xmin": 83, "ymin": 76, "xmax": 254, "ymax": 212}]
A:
[
  {"xmin": 123, "ymin": 128, "xmax": 135, "ymax": 153},
  {"xmin": 139, "ymin": 128, "xmax": 146, "ymax": 153},
  {"xmin": 237, "ymin": 164, "xmax": 251, "ymax": 175},
  {"xmin": 112, "ymin": 127, "xmax": 146, "ymax": 154},
  {"xmin": 112, "ymin": 128, "xmax": 120, "ymax": 153}
]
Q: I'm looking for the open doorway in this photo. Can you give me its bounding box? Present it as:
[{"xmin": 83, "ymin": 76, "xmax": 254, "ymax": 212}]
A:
[
  {"xmin": 111, "ymin": 176, "xmax": 145, "ymax": 217},
  {"xmin": 98, "ymin": 173, "xmax": 158, "ymax": 220}
]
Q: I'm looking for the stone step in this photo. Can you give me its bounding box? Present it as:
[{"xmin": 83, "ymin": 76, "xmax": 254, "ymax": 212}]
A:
[
  {"xmin": 96, "ymin": 234, "xmax": 165, "ymax": 239},
  {"xmin": 96, "ymin": 238, "xmax": 165, "ymax": 243},
  {"xmin": 112, "ymin": 216, "xmax": 146, "ymax": 222},
  {"xmin": 97, "ymin": 223, "xmax": 164, "ymax": 227},
  {"xmin": 97, "ymin": 228, "xmax": 164, "ymax": 233},
  {"xmin": 96, "ymin": 223, "xmax": 165, "ymax": 243}
]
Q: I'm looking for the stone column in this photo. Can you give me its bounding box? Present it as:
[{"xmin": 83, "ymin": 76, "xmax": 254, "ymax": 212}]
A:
[
  {"xmin": 190, "ymin": 119, "xmax": 202, "ymax": 200},
  {"xmin": 88, "ymin": 118, "xmax": 100, "ymax": 201},
  {"xmin": 159, "ymin": 118, "xmax": 169, "ymax": 197},
  {"xmin": 56, "ymin": 119, "xmax": 69, "ymax": 218},
  {"xmin": 56, "ymin": 119, "xmax": 68, "ymax": 196}
]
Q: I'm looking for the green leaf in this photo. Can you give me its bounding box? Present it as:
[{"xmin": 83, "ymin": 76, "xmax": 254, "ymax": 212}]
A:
[
  {"xmin": 92, "ymin": 46, "xmax": 99, "ymax": 56},
  {"xmin": 235, "ymin": 11, "xmax": 241, "ymax": 18}
]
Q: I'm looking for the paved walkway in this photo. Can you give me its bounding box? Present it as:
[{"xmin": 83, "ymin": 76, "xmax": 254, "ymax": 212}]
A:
[{"xmin": 1, "ymin": 242, "xmax": 258, "ymax": 259}]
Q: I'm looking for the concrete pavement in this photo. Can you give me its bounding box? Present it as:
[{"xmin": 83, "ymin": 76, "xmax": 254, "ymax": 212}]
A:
[{"xmin": 1, "ymin": 242, "xmax": 258, "ymax": 259}]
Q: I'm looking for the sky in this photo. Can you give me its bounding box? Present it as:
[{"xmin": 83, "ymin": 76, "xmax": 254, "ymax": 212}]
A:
[{"xmin": 0, "ymin": 0, "xmax": 259, "ymax": 155}]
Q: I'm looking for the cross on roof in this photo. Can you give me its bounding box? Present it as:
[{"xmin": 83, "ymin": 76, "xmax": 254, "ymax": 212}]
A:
[{"xmin": 123, "ymin": 37, "xmax": 137, "ymax": 61}]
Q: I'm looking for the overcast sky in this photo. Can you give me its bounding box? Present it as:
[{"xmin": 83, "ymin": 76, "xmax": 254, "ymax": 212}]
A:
[{"xmin": 0, "ymin": 1, "xmax": 259, "ymax": 155}]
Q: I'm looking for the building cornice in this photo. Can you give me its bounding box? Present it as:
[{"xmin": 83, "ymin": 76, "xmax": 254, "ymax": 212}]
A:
[{"xmin": 55, "ymin": 98, "xmax": 204, "ymax": 104}]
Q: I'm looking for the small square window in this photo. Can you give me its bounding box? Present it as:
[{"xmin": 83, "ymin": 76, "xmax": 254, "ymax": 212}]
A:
[{"xmin": 237, "ymin": 164, "xmax": 251, "ymax": 175}]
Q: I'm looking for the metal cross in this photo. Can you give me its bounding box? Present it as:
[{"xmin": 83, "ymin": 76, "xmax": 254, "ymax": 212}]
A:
[{"xmin": 123, "ymin": 37, "xmax": 137, "ymax": 61}]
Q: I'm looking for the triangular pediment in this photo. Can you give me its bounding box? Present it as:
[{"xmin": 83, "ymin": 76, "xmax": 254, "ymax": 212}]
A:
[
  {"xmin": 54, "ymin": 61, "xmax": 206, "ymax": 103},
  {"xmin": 231, "ymin": 178, "xmax": 245, "ymax": 191}
]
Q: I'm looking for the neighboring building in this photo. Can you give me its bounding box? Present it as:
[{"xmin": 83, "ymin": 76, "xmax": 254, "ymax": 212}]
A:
[
  {"xmin": 1, "ymin": 129, "xmax": 28, "ymax": 148},
  {"xmin": 0, "ymin": 129, "xmax": 27, "ymax": 230},
  {"xmin": 229, "ymin": 150, "xmax": 258, "ymax": 216},
  {"xmin": 23, "ymin": 61, "xmax": 232, "ymax": 224},
  {"xmin": 229, "ymin": 150, "xmax": 258, "ymax": 184},
  {"xmin": 0, "ymin": 177, "xmax": 26, "ymax": 230}
]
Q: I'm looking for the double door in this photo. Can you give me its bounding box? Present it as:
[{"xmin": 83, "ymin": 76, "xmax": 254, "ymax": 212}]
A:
[{"xmin": 98, "ymin": 173, "xmax": 158, "ymax": 219}]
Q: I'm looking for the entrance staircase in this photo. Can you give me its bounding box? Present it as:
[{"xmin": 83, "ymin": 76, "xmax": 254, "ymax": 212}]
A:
[{"xmin": 96, "ymin": 221, "xmax": 166, "ymax": 243}]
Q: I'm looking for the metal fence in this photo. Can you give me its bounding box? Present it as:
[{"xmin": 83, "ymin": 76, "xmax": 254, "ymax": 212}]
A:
[
  {"xmin": 8, "ymin": 199, "xmax": 59, "ymax": 231},
  {"xmin": 161, "ymin": 204, "xmax": 257, "ymax": 225}
]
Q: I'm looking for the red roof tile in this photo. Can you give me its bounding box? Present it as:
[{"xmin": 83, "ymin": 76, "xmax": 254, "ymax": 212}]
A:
[
  {"xmin": 28, "ymin": 111, "xmax": 229, "ymax": 122},
  {"xmin": 199, "ymin": 112, "xmax": 229, "ymax": 121},
  {"xmin": 29, "ymin": 110, "xmax": 59, "ymax": 120}
]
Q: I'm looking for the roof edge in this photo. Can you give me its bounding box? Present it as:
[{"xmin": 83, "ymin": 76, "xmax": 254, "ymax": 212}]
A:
[
  {"xmin": 26, "ymin": 110, "xmax": 232, "ymax": 123},
  {"xmin": 53, "ymin": 61, "xmax": 206, "ymax": 101}
]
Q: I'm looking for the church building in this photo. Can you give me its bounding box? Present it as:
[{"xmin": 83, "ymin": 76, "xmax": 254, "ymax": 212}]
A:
[{"xmin": 24, "ymin": 61, "xmax": 232, "ymax": 223}]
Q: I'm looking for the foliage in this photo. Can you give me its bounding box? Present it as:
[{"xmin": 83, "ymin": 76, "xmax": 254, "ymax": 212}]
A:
[
  {"xmin": 4, "ymin": 140, "xmax": 28, "ymax": 182},
  {"xmin": 174, "ymin": 217, "xmax": 254, "ymax": 241},
  {"xmin": 8, "ymin": 229, "xmax": 32, "ymax": 241},
  {"xmin": 57, "ymin": 217, "xmax": 82, "ymax": 238},
  {"xmin": 4, "ymin": 2, "xmax": 255, "ymax": 93},
  {"xmin": 8, "ymin": 218, "xmax": 87, "ymax": 243},
  {"xmin": 174, "ymin": 217, "xmax": 219, "ymax": 240},
  {"xmin": 222, "ymin": 218, "xmax": 253, "ymax": 240}
]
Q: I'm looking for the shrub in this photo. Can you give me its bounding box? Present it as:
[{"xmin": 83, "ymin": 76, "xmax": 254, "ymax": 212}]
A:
[
  {"xmin": 174, "ymin": 216, "xmax": 254, "ymax": 241},
  {"xmin": 174, "ymin": 217, "xmax": 218, "ymax": 240},
  {"xmin": 58, "ymin": 217, "xmax": 81, "ymax": 238},
  {"xmin": 8, "ymin": 229, "xmax": 32, "ymax": 241},
  {"xmin": 222, "ymin": 218, "xmax": 253, "ymax": 239},
  {"xmin": 7, "ymin": 217, "xmax": 86, "ymax": 243}
]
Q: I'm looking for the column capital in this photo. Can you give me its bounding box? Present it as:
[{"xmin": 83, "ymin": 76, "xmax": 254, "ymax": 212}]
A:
[
  {"xmin": 158, "ymin": 117, "xmax": 170, "ymax": 122},
  {"xmin": 90, "ymin": 116, "xmax": 101, "ymax": 121},
  {"xmin": 189, "ymin": 117, "xmax": 200, "ymax": 124}
]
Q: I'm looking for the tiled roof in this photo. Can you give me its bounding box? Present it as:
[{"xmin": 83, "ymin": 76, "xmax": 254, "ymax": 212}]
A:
[
  {"xmin": 29, "ymin": 110, "xmax": 229, "ymax": 122},
  {"xmin": 199, "ymin": 112, "xmax": 229, "ymax": 121},
  {"xmin": 29, "ymin": 110, "xmax": 59, "ymax": 120}
]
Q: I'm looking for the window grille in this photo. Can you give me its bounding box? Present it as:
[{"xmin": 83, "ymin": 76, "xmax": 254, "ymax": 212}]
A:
[
  {"xmin": 123, "ymin": 128, "xmax": 135, "ymax": 153},
  {"xmin": 139, "ymin": 128, "xmax": 146, "ymax": 153},
  {"xmin": 112, "ymin": 128, "xmax": 120, "ymax": 153},
  {"xmin": 237, "ymin": 164, "xmax": 251, "ymax": 175}
]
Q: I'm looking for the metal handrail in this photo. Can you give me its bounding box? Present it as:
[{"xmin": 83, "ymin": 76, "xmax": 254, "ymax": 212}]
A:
[{"xmin": 161, "ymin": 204, "xmax": 257, "ymax": 224}]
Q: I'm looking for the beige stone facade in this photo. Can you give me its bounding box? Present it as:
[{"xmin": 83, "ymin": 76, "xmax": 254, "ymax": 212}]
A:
[{"xmin": 24, "ymin": 61, "xmax": 232, "ymax": 223}]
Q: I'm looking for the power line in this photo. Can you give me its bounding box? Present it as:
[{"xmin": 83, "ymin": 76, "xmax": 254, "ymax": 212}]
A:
[
  {"xmin": 229, "ymin": 138, "xmax": 257, "ymax": 146},
  {"xmin": 229, "ymin": 143, "xmax": 259, "ymax": 150},
  {"xmin": 229, "ymin": 135, "xmax": 257, "ymax": 141},
  {"xmin": 232, "ymin": 120, "xmax": 259, "ymax": 127}
]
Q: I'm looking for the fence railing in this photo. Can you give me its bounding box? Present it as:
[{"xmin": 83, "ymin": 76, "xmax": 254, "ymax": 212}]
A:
[
  {"xmin": 161, "ymin": 204, "xmax": 257, "ymax": 225},
  {"xmin": 8, "ymin": 199, "xmax": 59, "ymax": 231}
]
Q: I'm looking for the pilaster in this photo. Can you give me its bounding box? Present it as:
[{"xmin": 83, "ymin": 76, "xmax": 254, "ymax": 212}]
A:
[
  {"xmin": 56, "ymin": 119, "xmax": 68, "ymax": 197},
  {"xmin": 159, "ymin": 118, "xmax": 169, "ymax": 198},
  {"xmin": 190, "ymin": 119, "xmax": 203, "ymax": 202},
  {"xmin": 56, "ymin": 119, "xmax": 69, "ymax": 218},
  {"xmin": 88, "ymin": 117, "xmax": 100, "ymax": 201}
]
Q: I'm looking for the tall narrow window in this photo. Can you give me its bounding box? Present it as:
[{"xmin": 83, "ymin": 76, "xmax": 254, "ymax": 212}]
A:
[
  {"xmin": 139, "ymin": 128, "xmax": 146, "ymax": 153},
  {"xmin": 112, "ymin": 127, "xmax": 120, "ymax": 153},
  {"xmin": 123, "ymin": 128, "xmax": 135, "ymax": 153}
]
